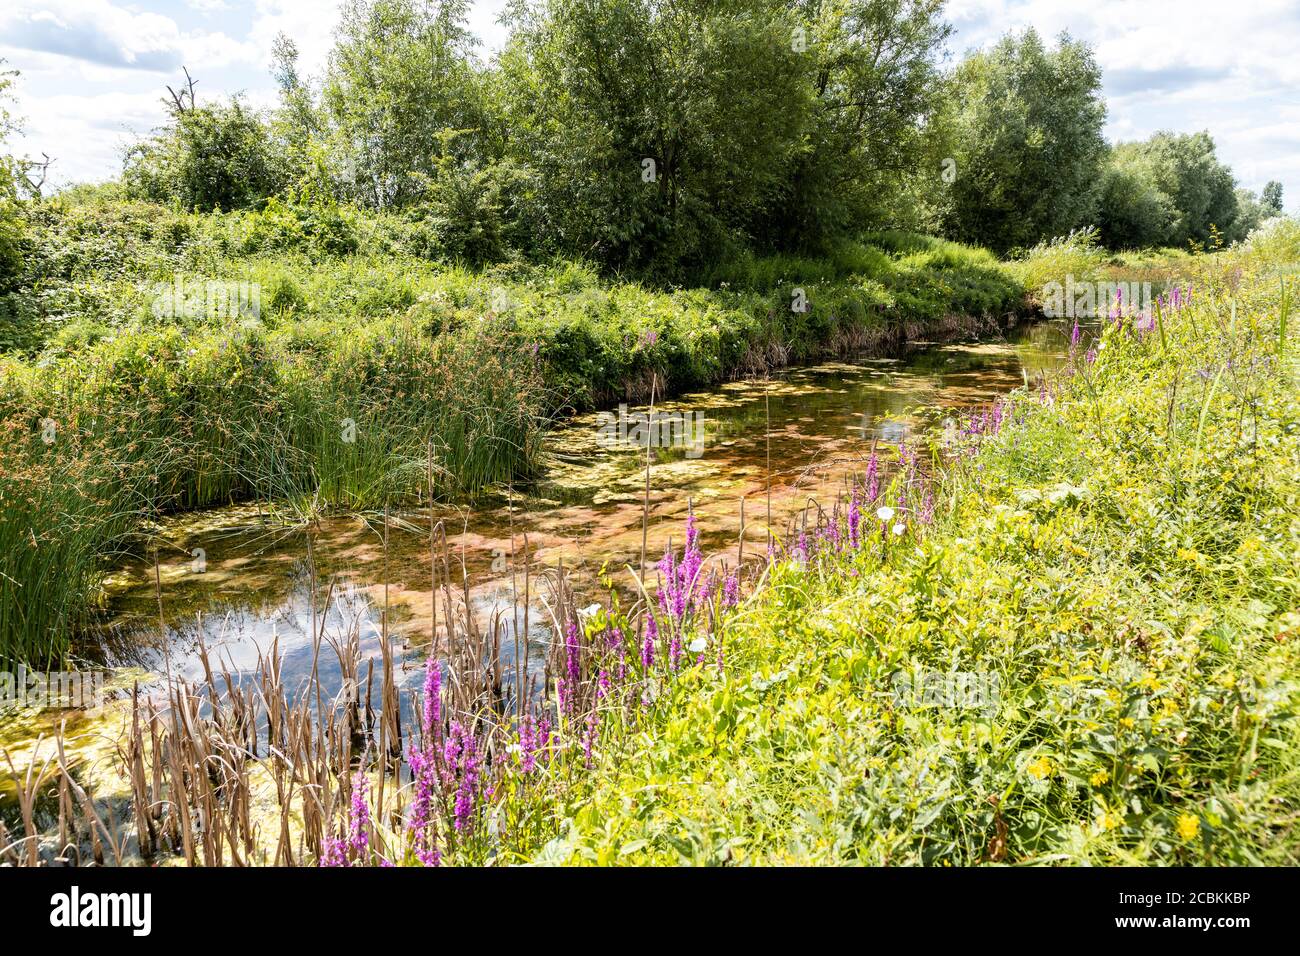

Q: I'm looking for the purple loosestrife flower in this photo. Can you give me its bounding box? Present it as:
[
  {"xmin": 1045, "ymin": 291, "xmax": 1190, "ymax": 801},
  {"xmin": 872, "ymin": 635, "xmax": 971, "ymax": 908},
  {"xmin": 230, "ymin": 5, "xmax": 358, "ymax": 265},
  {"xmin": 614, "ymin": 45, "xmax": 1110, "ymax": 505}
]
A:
[
  {"xmin": 793, "ymin": 529, "xmax": 810, "ymax": 564},
  {"xmin": 446, "ymin": 722, "xmax": 480, "ymax": 832},
  {"xmin": 422, "ymin": 657, "xmax": 441, "ymax": 742},
  {"xmin": 865, "ymin": 452, "xmax": 880, "ymax": 503},
  {"xmin": 669, "ymin": 634, "xmax": 682, "ymax": 671},
  {"xmin": 518, "ymin": 715, "xmax": 538, "ymax": 773},
  {"xmin": 848, "ymin": 491, "xmax": 861, "ymax": 549},
  {"xmin": 560, "ymin": 618, "xmax": 581, "ymax": 715},
  {"xmin": 597, "ymin": 669, "xmax": 611, "ymax": 700},
  {"xmin": 320, "ymin": 832, "xmax": 347, "ymax": 867},
  {"xmin": 657, "ymin": 542, "xmax": 677, "ymax": 617},
  {"xmin": 722, "ymin": 571, "xmax": 739, "ymax": 609},
  {"xmin": 680, "ymin": 513, "xmax": 702, "ymax": 605},
  {"xmin": 641, "ymin": 615, "xmax": 657, "ymax": 669},
  {"xmin": 538, "ymin": 715, "xmax": 552, "ymax": 763},
  {"xmin": 1070, "ymin": 318, "xmax": 1082, "ymax": 349},
  {"xmin": 407, "ymin": 745, "xmax": 437, "ymax": 854},
  {"xmin": 348, "ymin": 770, "xmax": 371, "ymax": 861}
]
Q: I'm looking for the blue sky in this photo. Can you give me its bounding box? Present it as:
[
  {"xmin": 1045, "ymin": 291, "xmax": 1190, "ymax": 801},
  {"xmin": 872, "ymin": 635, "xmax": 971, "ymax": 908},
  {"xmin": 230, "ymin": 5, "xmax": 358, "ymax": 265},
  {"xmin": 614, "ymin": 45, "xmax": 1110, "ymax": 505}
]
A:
[{"xmin": 2, "ymin": 0, "xmax": 1296, "ymax": 213}]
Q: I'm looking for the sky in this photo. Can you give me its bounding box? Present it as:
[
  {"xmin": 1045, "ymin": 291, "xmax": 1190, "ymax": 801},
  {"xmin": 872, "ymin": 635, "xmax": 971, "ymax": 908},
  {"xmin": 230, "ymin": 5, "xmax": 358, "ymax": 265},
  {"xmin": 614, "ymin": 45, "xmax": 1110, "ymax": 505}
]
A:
[{"xmin": 0, "ymin": 0, "xmax": 1296, "ymax": 212}]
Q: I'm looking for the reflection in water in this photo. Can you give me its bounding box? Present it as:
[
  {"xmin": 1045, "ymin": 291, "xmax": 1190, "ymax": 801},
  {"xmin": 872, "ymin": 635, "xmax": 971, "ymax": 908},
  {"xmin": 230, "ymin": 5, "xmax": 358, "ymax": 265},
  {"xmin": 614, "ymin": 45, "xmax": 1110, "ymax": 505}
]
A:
[{"xmin": 80, "ymin": 318, "xmax": 1077, "ymax": 702}]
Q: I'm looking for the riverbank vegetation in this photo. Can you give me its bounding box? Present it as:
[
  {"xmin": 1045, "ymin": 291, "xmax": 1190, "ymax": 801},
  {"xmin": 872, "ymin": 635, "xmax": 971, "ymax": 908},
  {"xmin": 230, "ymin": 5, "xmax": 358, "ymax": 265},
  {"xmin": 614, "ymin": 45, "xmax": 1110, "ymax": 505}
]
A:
[
  {"xmin": 4, "ymin": 218, "xmax": 1294, "ymax": 867},
  {"xmin": 1, "ymin": 0, "xmax": 1298, "ymax": 868}
]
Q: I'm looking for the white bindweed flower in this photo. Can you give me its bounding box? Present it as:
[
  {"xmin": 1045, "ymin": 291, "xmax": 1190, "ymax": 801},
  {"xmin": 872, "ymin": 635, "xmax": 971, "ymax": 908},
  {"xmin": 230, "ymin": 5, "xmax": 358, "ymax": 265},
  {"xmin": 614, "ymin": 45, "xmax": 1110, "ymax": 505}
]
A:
[
  {"xmin": 892, "ymin": 523, "xmax": 906, "ymax": 536},
  {"xmin": 688, "ymin": 637, "xmax": 707, "ymax": 654},
  {"xmin": 579, "ymin": 603, "xmax": 602, "ymax": 618},
  {"xmin": 876, "ymin": 506, "xmax": 895, "ymax": 522}
]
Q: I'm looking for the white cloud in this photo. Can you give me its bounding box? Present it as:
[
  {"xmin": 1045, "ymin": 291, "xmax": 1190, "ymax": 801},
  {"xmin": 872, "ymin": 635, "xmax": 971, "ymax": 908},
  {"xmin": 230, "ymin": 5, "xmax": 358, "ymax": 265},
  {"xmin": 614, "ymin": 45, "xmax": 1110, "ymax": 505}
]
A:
[{"xmin": 0, "ymin": 0, "xmax": 251, "ymax": 72}]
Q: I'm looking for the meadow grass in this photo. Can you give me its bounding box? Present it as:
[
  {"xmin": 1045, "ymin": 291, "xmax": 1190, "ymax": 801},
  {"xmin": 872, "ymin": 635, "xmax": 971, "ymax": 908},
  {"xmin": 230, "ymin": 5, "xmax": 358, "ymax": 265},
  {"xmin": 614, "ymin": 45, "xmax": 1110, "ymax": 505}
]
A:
[{"xmin": 456, "ymin": 220, "xmax": 1300, "ymax": 866}]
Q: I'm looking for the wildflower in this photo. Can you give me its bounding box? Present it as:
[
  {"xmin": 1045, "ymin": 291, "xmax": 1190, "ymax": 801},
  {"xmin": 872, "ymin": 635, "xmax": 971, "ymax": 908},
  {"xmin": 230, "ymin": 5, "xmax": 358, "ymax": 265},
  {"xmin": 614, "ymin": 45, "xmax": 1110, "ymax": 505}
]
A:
[
  {"xmin": 1089, "ymin": 768, "xmax": 1110, "ymax": 787},
  {"xmin": 421, "ymin": 656, "xmax": 441, "ymax": 742},
  {"xmin": 641, "ymin": 615, "xmax": 657, "ymax": 669},
  {"xmin": 320, "ymin": 832, "xmax": 347, "ymax": 867},
  {"xmin": 892, "ymin": 522, "xmax": 906, "ymax": 536},
  {"xmin": 1175, "ymin": 813, "xmax": 1200, "ymax": 841},
  {"xmin": 447, "ymin": 723, "xmax": 480, "ymax": 832},
  {"xmin": 348, "ymin": 770, "xmax": 371, "ymax": 858},
  {"xmin": 794, "ymin": 529, "xmax": 810, "ymax": 564},
  {"xmin": 1026, "ymin": 756, "xmax": 1054, "ymax": 780},
  {"xmin": 721, "ymin": 571, "xmax": 739, "ymax": 609},
  {"xmin": 876, "ymin": 506, "xmax": 895, "ymax": 522},
  {"xmin": 865, "ymin": 452, "xmax": 880, "ymax": 503},
  {"xmin": 518, "ymin": 715, "xmax": 538, "ymax": 773},
  {"xmin": 847, "ymin": 490, "xmax": 862, "ymax": 548},
  {"xmin": 559, "ymin": 618, "xmax": 581, "ymax": 714}
]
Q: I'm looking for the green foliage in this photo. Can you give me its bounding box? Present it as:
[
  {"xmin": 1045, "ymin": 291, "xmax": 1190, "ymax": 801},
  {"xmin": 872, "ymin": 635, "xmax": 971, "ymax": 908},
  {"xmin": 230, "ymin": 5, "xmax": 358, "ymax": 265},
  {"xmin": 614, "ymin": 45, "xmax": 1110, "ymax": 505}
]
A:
[
  {"xmin": 481, "ymin": 237, "xmax": 1300, "ymax": 866},
  {"xmin": 124, "ymin": 97, "xmax": 285, "ymax": 212},
  {"xmin": 0, "ymin": 63, "xmax": 26, "ymax": 293},
  {"xmin": 0, "ymin": 158, "xmax": 24, "ymax": 293},
  {"xmin": 753, "ymin": 0, "xmax": 953, "ymax": 247},
  {"xmin": 234, "ymin": 192, "xmax": 360, "ymax": 257},
  {"xmin": 323, "ymin": 0, "xmax": 488, "ymax": 209},
  {"xmin": 942, "ymin": 29, "xmax": 1107, "ymax": 254},
  {"xmin": 1096, "ymin": 152, "xmax": 1177, "ymax": 250},
  {"xmin": 499, "ymin": 0, "xmax": 811, "ymax": 275},
  {"xmin": 1009, "ymin": 225, "xmax": 1106, "ymax": 295},
  {"xmin": 0, "ymin": 315, "xmax": 548, "ymax": 666},
  {"xmin": 1261, "ymin": 180, "xmax": 1284, "ymax": 214},
  {"xmin": 1102, "ymin": 132, "xmax": 1241, "ymax": 248}
]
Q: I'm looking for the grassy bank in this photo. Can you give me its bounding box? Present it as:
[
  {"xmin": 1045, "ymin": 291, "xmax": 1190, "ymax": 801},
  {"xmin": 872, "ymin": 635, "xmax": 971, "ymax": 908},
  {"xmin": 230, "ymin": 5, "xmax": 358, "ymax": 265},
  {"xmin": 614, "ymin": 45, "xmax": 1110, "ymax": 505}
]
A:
[
  {"xmin": 413, "ymin": 218, "xmax": 1296, "ymax": 866},
  {"xmin": 0, "ymin": 196, "xmax": 1035, "ymax": 668}
]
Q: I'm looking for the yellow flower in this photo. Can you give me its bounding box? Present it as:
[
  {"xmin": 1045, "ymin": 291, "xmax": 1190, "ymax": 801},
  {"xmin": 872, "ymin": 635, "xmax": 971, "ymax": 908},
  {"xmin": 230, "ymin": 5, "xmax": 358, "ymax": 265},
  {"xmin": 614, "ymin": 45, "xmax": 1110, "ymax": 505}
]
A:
[
  {"xmin": 1026, "ymin": 756, "xmax": 1054, "ymax": 780},
  {"xmin": 1175, "ymin": 813, "xmax": 1200, "ymax": 841},
  {"xmin": 1119, "ymin": 717, "xmax": 1136, "ymax": 730},
  {"xmin": 1090, "ymin": 769, "xmax": 1110, "ymax": 787},
  {"xmin": 1099, "ymin": 807, "xmax": 1121, "ymax": 831}
]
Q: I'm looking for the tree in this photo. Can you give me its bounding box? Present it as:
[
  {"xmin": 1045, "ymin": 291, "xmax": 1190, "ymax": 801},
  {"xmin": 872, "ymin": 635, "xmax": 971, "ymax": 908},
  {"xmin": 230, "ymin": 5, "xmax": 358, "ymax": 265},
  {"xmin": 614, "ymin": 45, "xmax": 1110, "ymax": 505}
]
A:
[
  {"xmin": 1261, "ymin": 180, "xmax": 1284, "ymax": 214},
  {"xmin": 1096, "ymin": 143, "xmax": 1175, "ymax": 248},
  {"xmin": 1124, "ymin": 131, "xmax": 1239, "ymax": 247},
  {"xmin": 755, "ymin": 0, "xmax": 952, "ymax": 249},
  {"xmin": 323, "ymin": 0, "xmax": 488, "ymax": 209},
  {"xmin": 941, "ymin": 29, "xmax": 1107, "ymax": 254},
  {"xmin": 499, "ymin": 0, "xmax": 812, "ymax": 274},
  {"xmin": 0, "ymin": 61, "xmax": 26, "ymax": 291},
  {"xmin": 124, "ymin": 77, "xmax": 284, "ymax": 211}
]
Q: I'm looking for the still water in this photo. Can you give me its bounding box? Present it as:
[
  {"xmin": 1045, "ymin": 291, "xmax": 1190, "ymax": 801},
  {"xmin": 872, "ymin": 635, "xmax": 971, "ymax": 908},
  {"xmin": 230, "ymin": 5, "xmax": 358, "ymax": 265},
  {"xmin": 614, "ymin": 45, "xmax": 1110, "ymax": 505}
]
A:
[{"xmin": 78, "ymin": 319, "xmax": 1073, "ymax": 704}]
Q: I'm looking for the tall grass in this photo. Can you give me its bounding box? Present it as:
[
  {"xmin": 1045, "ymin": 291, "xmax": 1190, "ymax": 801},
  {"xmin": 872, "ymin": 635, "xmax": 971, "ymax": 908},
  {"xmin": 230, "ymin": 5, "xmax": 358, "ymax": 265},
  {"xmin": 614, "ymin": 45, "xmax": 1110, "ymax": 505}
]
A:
[{"xmin": 0, "ymin": 316, "xmax": 547, "ymax": 667}]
